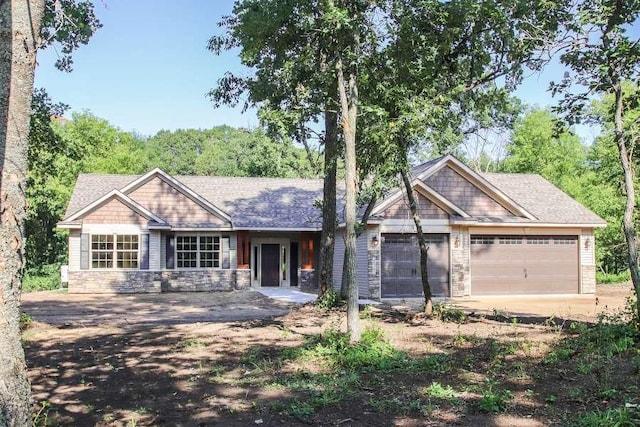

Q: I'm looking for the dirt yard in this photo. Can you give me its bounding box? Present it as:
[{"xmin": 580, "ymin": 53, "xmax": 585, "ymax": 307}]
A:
[{"xmin": 22, "ymin": 284, "xmax": 638, "ymax": 426}]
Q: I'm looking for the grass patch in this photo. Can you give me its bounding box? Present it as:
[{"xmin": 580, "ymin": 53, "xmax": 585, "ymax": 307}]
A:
[
  {"xmin": 596, "ymin": 270, "xmax": 631, "ymax": 284},
  {"xmin": 176, "ymin": 337, "xmax": 207, "ymax": 351},
  {"xmin": 574, "ymin": 407, "xmax": 640, "ymax": 426},
  {"xmin": 433, "ymin": 303, "xmax": 467, "ymax": 323},
  {"xmin": 476, "ymin": 380, "xmax": 512, "ymax": 413}
]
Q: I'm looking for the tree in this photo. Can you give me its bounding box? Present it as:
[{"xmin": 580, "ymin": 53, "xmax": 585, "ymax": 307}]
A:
[
  {"xmin": 209, "ymin": 0, "xmax": 340, "ymax": 300},
  {"xmin": 503, "ymin": 108, "xmax": 587, "ymax": 193},
  {"xmin": 0, "ymin": 1, "xmax": 99, "ymax": 423},
  {"xmin": 211, "ymin": 0, "xmax": 384, "ymax": 342},
  {"xmin": 552, "ymin": 0, "xmax": 640, "ymax": 320},
  {"xmin": 359, "ymin": 0, "xmax": 564, "ymax": 314}
]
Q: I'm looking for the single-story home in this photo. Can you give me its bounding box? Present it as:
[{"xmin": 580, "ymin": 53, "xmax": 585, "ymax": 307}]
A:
[{"xmin": 58, "ymin": 155, "xmax": 606, "ymax": 298}]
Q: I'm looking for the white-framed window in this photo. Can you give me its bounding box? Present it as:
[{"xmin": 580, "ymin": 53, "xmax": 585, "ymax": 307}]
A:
[
  {"xmin": 176, "ymin": 235, "xmax": 221, "ymax": 269},
  {"xmin": 91, "ymin": 234, "xmax": 139, "ymax": 269}
]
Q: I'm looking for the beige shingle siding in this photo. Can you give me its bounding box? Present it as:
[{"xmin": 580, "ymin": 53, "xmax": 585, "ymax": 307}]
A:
[
  {"xmin": 383, "ymin": 192, "xmax": 449, "ymax": 220},
  {"xmin": 427, "ymin": 166, "xmax": 512, "ymax": 216},
  {"xmin": 83, "ymin": 198, "xmax": 147, "ymax": 225},
  {"xmin": 128, "ymin": 176, "xmax": 229, "ymax": 227}
]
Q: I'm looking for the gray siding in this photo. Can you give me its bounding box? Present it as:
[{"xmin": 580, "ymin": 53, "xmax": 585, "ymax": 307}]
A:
[
  {"xmin": 357, "ymin": 233, "xmax": 368, "ymax": 298},
  {"xmin": 332, "ymin": 231, "xmax": 369, "ymax": 298},
  {"xmin": 332, "ymin": 232, "xmax": 345, "ymax": 292}
]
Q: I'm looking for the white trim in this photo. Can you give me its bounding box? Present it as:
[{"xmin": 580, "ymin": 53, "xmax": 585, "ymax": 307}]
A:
[
  {"xmin": 65, "ymin": 190, "xmax": 167, "ymax": 224},
  {"xmin": 171, "ymin": 227, "xmax": 235, "ymax": 232},
  {"xmin": 173, "ymin": 233, "xmax": 224, "ymax": 270},
  {"xmin": 83, "ymin": 224, "xmax": 144, "ymax": 234},
  {"xmin": 465, "ymin": 222, "xmax": 606, "ymax": 229},
  {"xmin": 120, "ymin": 168, "xmax": 232, "ymax": 223},
  {"xmin": 250, "ymin": 238, "xmax": 292, "ymax": 288},
  {"xmin": 57, "ymin": 223, "xmax": 81, "ymax": 229},
  {"xmin": 234, "ymin": 227, "xmax": 321, "ymax": 232}
]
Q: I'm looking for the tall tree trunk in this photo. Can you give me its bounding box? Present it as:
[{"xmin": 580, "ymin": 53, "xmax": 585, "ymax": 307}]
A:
[
  {"xmin": 0, "ymin": 1, "xmax": 45, "ymax": 425},
  {"xmin": 318, "ymin": 108, "xmax": 338, "ymax": 294},
  {"xmin": 336, "ymin": 54, "xmax": 360, "ymax": 343},
  {"xmin": 399, "ymin": 165, "xmax": 433, "ymax": 315},
  {"xmin": 613, "ymin": 83, "xmax": 640, "ymax": 321}
]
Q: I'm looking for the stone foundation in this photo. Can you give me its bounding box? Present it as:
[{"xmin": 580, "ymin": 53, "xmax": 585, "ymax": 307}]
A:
[
  {"xmin": 299, "ymin": 269, "xmax": 316, "ymax": 292},
  {"xmin": 68, "ymin": 269, "xmax": 246, "ymax": 293},
  {"xmin": 68, "ymin": 271, "xmax": 162, "ymax": 293}
]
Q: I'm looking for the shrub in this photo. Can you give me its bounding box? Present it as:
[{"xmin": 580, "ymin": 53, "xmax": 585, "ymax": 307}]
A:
[
  {"xmin": 315, "ymin": 289, "xmax": 342, "ymax": 309},
  {"xmin": 22, "ymin": 264, "xmax": 62, "ymax": 292},
  {"xmin": 433, "ymin": 303, "xmax": 467, "ymax": 323},
  {"xmin": 597, "ymin": 270, "xmax": 631, "ymax": 284}
]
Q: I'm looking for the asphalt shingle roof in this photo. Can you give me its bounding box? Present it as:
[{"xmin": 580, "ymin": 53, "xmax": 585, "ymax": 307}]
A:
[
  {"xmin": 481, "ymin": 172, "xmax": 605, "ymax": 225},
  {"xmin": 63, "ymin": 165, "xmax": 605, "ymax": 229}
]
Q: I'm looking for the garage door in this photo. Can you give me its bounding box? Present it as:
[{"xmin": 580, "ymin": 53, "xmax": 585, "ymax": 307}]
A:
[
  {"xmin": 470, "ymin": 235, "xmax": 579, "ymax": 295},
  {"xmin": 381, "ymin": 234, "xmax": 449, "ymax": 298}
]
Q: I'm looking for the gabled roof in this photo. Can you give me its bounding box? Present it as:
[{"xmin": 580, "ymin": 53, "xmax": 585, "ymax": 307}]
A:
[
  {"xmin": 413, "ymin": 154, "xmax": 536, "ymax": 219},
  {"xmin": 58, "ymin": 190, "xmax": 168, "ymax": 229},
  {"xmin": 63, "ymin": 173, "xmax": 326, "ymax": 230},
  {"xmin": 62, "ymin": 157, "xmax": 606, "ymax": 231},
  {"xmin": 481, "ymin": 173, "xmax": 606, "ymax": 226},
  {"xmin": 120, "ymin": 168, "xmax": 232, "ymax": 223}
]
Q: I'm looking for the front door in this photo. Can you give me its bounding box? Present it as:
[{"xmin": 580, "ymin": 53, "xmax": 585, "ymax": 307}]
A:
[{"xmin": 261, "ymin": 244, "xmax": 280, "ymax": 287}]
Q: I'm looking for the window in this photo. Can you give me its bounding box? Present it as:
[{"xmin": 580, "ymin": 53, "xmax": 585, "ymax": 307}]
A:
[
  {"xmin": 527, "ymin": 237, "xmax": 550, "ymax": 245},
  {"xmin": 176, "ymin": 235, "xmax": 220, "ymax": 269},
  {"xmin": 91, "ymin": 234, "xmax": 138, "ymax": 269},
  {"xmin": 499, "ymin": 236, "xmax": 523, "ymax": 245},
  {"xmin": 91, "ymin": 234, "xmax": 114, "ymax": 268},
  {"xmin": 553, "ymin": 237, "xmax": 576, "ymax": 245},
  {"xmin": 471, "ymin": 236, "xmax": 494, "ymax": 245},
  {"xmin": 117, "ymin": 235, "xmax": 139, "ymax": 268}
]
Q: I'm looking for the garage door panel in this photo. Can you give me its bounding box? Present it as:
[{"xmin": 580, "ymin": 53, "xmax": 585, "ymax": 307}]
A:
[
  {"xmin": 471, "ymin": 235, "xmax": 578, "ymax": 295},
  {"xmin": 381, "ymin": 234, "xmax": 450, "ymax": 298}
]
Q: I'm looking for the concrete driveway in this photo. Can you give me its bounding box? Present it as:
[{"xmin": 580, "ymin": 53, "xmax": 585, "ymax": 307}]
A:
[
  {"xmin": 390, "ymin": 283, "xmax": 634, "ymax": 323},
  {"xmin": 20, "ymin": 289, "xmax": 304, "ymax": 326}
]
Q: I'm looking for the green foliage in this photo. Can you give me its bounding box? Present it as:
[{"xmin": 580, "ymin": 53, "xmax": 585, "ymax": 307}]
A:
[
  {"xmin": 574, "ymin": 407, "xmax": 640, "ymax": 427},
  {"xmin": 19, "ymin": 312, "xmax": 33, "ymax": 331},
  {"xmin": 476, "ymin": 380, "xmax": 513, "ymax": 413},
  {"xmin": 423, "ymin": 382, "xmax": 456, "ymax": 400},
  {"xmin": 433, "ymin": 303, "xmax": 467, "ymax": 323},
  {"xmin": 315, "ymin": 289, "xmax": 342, "ymax": 310},
  {"xmin": 22, "ymin": 264, "xmax": 62, "ymax": 293},
  {"xmin": 503, "ymin": 108, "xmax": 587, "ymax": 196},
  {"xmin": 597, "ymin": 270, "xmax": 632, "ymax": 284}
]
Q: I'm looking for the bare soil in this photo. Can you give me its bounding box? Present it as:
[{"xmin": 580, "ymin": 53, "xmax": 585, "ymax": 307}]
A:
[{"xmin": 22, "ymin": 284, "xmax": 638, "ymax": 426}]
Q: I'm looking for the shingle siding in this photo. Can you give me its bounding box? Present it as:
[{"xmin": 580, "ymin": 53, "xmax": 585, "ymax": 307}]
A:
[
  {"xmin": 383, "ymin": 193, "xmax": 449, "ymax": 220},
  {"xmin": 83, "ymin": 198, "xmax": 146, "ymax": 225},
  {"xmin": 127, "ymin": 176, "xmax": 229, "ymax": 227},
  {"xmin": 426, "ymin": 166, "xmax": 512, "ymax": 216}
]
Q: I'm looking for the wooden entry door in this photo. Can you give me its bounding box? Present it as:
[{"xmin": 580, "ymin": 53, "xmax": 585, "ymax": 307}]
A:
[{"xmin": 261, "ymin": 244, "xmax": 280, "ymax": 287}]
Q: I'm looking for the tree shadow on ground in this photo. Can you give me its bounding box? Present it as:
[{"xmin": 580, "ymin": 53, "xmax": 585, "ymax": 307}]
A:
[{"xmin": 25, "ymin": 304, "xmax": 639, "ymax": 426}]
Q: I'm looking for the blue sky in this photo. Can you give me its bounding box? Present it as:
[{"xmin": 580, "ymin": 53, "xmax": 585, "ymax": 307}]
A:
[{"xmin": 35, "ymin": 0, "xmax": 592, "ymax": 140}]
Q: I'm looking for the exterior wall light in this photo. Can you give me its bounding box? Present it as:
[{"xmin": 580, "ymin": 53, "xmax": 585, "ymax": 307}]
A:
[
  {"xmin": 585, "ymin": 237, "xmax": 591, "ymax": 250},
  {"xmin": 371, "ymin": 235, "xmax": 379, "ymax": 246}
]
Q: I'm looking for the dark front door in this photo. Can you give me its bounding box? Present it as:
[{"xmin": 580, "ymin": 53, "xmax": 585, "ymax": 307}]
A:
[{"xmin": 261, "ymin": 244, "xmax": 280, "ymax": 287}]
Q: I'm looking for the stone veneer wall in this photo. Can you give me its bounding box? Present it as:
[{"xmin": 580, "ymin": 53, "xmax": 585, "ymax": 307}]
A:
[
  {"xmin": 236, "ymin": 269, "xmax": 251, "ymax": 290},
  {"xmin": 581, "ymin": 265, "xmax": 596, "ymax": 294},
  {"xmin": 299, "ymin": 269, "xmax": 316, "ymax": 292},
  {"xmin": 450, "ymin": 228, "xmax": 470, "ymax": 297},
  {"xmin": 68, "ymin": 271, "xmax": 162, "ymax": 293},
  {"xmin": 368, "ymin": 247, "xmax": 380, "ymax": 299},
  {"xmin": 68, "ymin": 269, "xmax": 247, "ymax": 293}
]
